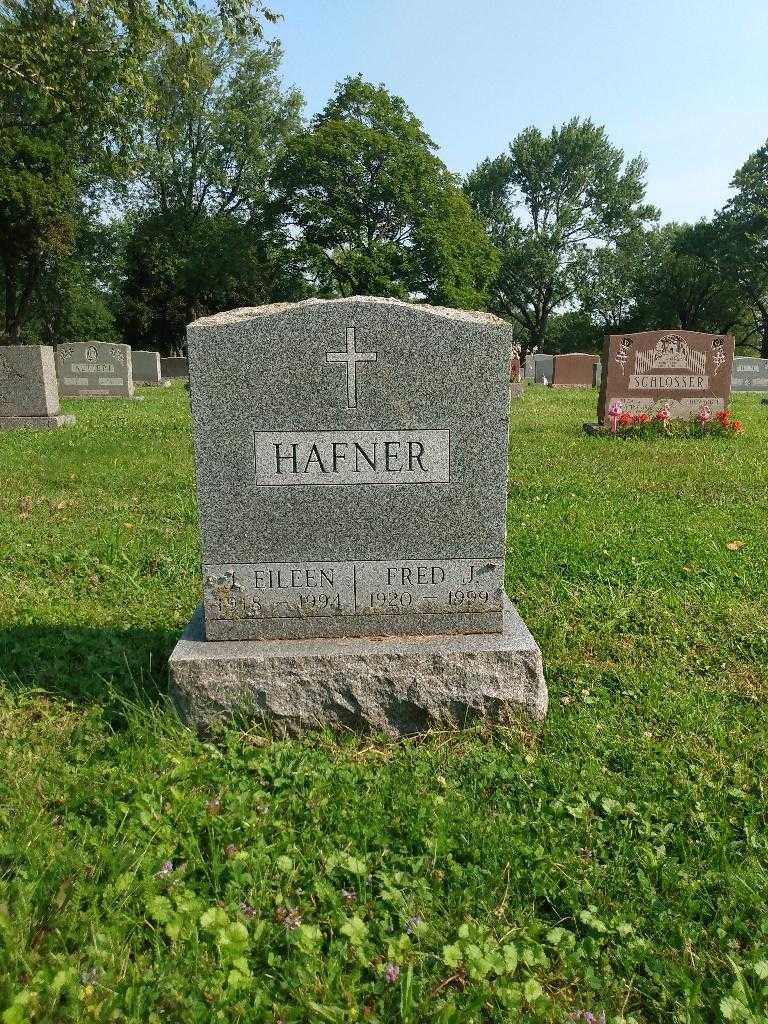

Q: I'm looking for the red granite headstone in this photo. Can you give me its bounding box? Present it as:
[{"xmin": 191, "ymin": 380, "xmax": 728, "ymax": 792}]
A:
[
  {"xmin": 551, "ymin": 352, "xmax": 599, "ymax": 388},
  {"xmin": 597, "ymin": 330, "xmax": 735, "ymax": 423},
  {"xmin": 510, "ymin": 353, "xmax": 521, "ymax": 382}
]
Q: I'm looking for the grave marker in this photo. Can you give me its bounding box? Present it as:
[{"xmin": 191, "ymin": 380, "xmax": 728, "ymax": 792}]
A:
[
  {"xmin": 551, "ymin": 352, "xmax": 599, "ymax": 388},
  {"xmin": 731, "ymin": 355, "xmax": 768, "ymax": 392},
  {"xmin": 170, "ymin": 297, "xmax": 546, "ymax": 735},
  {"xmin": 597, "ymin": 330, "xmax": 735, "ymax": 422},
  {"xmin": 0, "ymin": 345, "xmax": 75, "ymax": 430},
  {"xmin": 57, "ymin": 341, "xmax": 134, "ymax": 398},
  {"xmin": 132, "ymin": 350, "xmax": 170, "ymax": 387},
  {"xmin": 161, "ymin": 356, "xmax": 189, "ymax": 378}
]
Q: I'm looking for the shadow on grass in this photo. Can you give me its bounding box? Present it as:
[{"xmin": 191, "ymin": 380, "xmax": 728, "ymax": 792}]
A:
[{"xmin": 0, "ymin": 624, "xmax": 177, "ymax": 706}]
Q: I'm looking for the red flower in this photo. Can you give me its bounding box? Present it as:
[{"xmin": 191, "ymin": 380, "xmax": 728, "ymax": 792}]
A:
[
  {"xmin": 636, "ymin": 413, "xmax": 650, "ymax": 424},
  {"xmin": 715, "ymin": 409, "xmax": 731, "ymax": 424},
  {"xmin": 618, "ymin": 413, "xmax": 635, "ymax": 427},
  {"xmin": 730, "ymin": 419, "xmax": 743, "ymax": 433}
]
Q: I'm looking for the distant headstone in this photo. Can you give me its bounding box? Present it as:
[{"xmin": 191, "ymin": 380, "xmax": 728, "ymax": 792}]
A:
[
  {"xmin": 161, "ymin": 356, "xmax": 189, "ymax": 378},
  {"xmin": 132, "ymin": 350, "xmax": 169, "ymax": 387},
  {"xmin": 170, "ymin": 297, "xmax": 547, "ymax": 736},
  {"xmin": 0, "ymin": 345, "xmax": 75, "ymax": 431},
  {"xmin": 533, "ymin": 354, "xmax": 553, "ymax": 383},
  {"xmin": 598, "ymin": 330, "xmax": 735, "ymax": 422},
  {"xmin": 57, "ymin": 341, "xmax": 134, "ymax": 398},
  {"xmin": 551, "ymin": 352, "xmax": 599, "ymax": 388},
  {"xmin": 510, "ymin": 352, "xmax": 521, "ymax": 382},
  {"xmin": 524, "ymin": 354, "xmax": 536, "ymax": 379},
  {"xmin": 592, "ymin": 360, "xmax": 602, "ymax": 389},
  {"xmin": 731, "ymin": 355, "xmax": 768, "ymax": 392}
]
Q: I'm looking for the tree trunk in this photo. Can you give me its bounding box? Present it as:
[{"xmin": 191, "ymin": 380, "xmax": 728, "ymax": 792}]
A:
[{"xmin": 761, "ymin": 311, "xmax": 768, "ymax": 359}]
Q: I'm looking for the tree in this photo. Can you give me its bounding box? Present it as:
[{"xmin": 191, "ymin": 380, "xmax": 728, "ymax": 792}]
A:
[
  {"xmin": 574, "ymin": 230, "xmax": 650, "ymax": 333},
  {"xmin": 0, "ymin": 130, "xmax": 76, "ymax": 341},
  {"xmin": 273, "ymin": 75, "xmax": 498, "ymax": 307},
  {"xmin": 634, "ymin": 222, "xmax": 742, "ymax": 334},
  {"xmin": 116, "ymin": 20, "xmax": 305, "ymax": 350},
  {"xmin": 0, "ymin": 0, "xmax": 278, "ymax": 343},
  {"xmin": 715, "ymin": 141, "xmax": 768, "ymax": 357},
  {"xmin": 465, "ymin": 117, "xmax": 657, "ymax": 355}
]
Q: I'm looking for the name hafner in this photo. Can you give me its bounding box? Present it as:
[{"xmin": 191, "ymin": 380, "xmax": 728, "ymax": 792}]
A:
[{"xmin": 253, "ymin": 429, "xmax": 451, "ymax": 485}]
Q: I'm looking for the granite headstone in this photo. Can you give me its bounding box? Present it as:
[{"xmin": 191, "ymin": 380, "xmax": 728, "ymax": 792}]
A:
[
  {"xmin": 132, "ymin": 350, "xmax": 169, "ymax": 387},
  {"xmin": 524, "ymin": 354, "xmax": 536, "ymax": 380},
  {"xmin": 161, "ymin": 357, "xmax": 189, "ymax": 378},
  {"xmin": 598, "ymin": 330, "xmax": 735, "ymax": 422},
  {"xmin": 551, "ymin": 352, "xmax": 599, "ymax": 388},
  {"xmin": 170, "ymin": 297, "xmax": 547, "ymax": 735},
  {"xmin": 533, "ymin": 354, "xmax": 553, "ymax": 383},
  {"xmin": 731, "ymin": 355, "xmax": 768, "ymax": 392},
  {"xmin": 57, "ymin": 342, "xmax": 134, "ymax": 398},
  {"xmin": 0, "ymin": 345, "xmax": 75, "ymax": 430}
]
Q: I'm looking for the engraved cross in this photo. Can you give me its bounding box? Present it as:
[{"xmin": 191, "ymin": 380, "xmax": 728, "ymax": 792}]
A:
[{"xmin": 326, "ymin": 326, "xmax": 376, "ymax": 409}]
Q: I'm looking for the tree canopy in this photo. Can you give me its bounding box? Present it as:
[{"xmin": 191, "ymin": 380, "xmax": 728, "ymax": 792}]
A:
[
  {"xmin": 274, "ymin": 76, "xmax": 498, "ymax": 308},
  {"xmin": 465, "ymin": 117, "xmax": 658, "ymax": 354}
]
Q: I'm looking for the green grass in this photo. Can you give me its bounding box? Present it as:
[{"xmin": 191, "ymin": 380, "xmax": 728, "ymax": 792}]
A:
[{"xmin": 1, "ymin": 382, "xmax": 767, "ymax": 1024}]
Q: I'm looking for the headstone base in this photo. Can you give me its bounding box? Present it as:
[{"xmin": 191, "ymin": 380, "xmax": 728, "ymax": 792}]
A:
[
  {"xmin": 170, "ymin": 597, "xmax": 547, "ymax": 737},
  {"xmin": 136, "ymin": 380, "xmax": 172, "ymax": 388},
  {"xmin": 0, "ymin": 414, "xmax": 75, "ymax": 431}
]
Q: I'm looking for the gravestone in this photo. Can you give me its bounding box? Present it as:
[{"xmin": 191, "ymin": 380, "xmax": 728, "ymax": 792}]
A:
[
  {"xmin": 169, "ymin": 296, "xmax": 547, "ymax": 736},
  {"xmin": 731, "ymin": 355, "xmax": 768, "ymax": 392},
  {"xmin": 597, "ymin": 330, "xmax": 735, "ymax": 422},
  {"xmin": 524, "ymin": 354, "xmax": 536, "ymax": 380},
  {"xmin": 161, "ymin": 356, "xmax": 189, "ymax": 378},
  {"xmin": 592, "ymin": 360, "xmax": 602, "ymax": 389},
  {"xmin": 132, "ymin": 350, "xmax": 170, "ymax": 387},
  {"xmin": 551, "ymin": 352, "xmax": 599, "ymax": 388},
  {"xmin": 0, "ymin": 345, "xmax": 75, "ymax": 431},
  {"xmin": 57, "ymin": 341, "xmax": 134, "ymax": 398},
  {"xmin": 533, "ymin": 354, "xmax": 553, "ymax": 383}
]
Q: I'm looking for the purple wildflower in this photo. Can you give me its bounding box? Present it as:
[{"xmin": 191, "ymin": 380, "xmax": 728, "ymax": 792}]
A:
[
  {"xmin": 225, "ymin": 843, "xmax": 238, "ymax": 859},
  {"xmin": 384, "ymin": 963, "xmax": 400, "ymax": 984},
  {"xmin": 239, "ymin": 901, "xmax": 256, "ymax": 918},
  {"xmin": 406, "ymin": 915, "xmax": 424, "ymax": 934},
  {"xmin": 155, "ymin": 860, "xmax": 173, "ymax": 879}
]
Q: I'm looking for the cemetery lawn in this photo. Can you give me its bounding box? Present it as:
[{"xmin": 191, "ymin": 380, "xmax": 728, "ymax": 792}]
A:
[{"xmin": 2, "ymin": 382, "xmax": 768, "ymax": 1024}]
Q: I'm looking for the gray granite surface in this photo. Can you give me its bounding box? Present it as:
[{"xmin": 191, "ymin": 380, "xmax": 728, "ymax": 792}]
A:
[
  {"xmin": 161, "ymin": 357, "xmax": 189, "ymax": 378},
  {"xmin": 731, "ymin": 355, "xmax": 768, "ymax": 391},
  {"xmin": 187, "ymin": 297, "xmax": 515, "ymax": 642},
  {"xmin": 170, "ymin": 596, "xmax": 547, "ymax": 736},
  {"xmin": 533, "ymin": 354, "xmax": 554, "ymax": 383},
  {"xmin": 132, "ymin": 350, "xmax": 163, "ymax": 384},
  {"xmin": 57, "ymin": 342, "xmax": 134, "ymax": 398},
  {"xmin": 0, "ymin": 345, "xmax": 60, "ymax": 417}
]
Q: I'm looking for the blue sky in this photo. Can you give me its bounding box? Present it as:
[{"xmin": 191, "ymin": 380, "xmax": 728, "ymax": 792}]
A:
[{"xmin": 269, "ymin": 0, "xmax": 768, "ymax": 224}]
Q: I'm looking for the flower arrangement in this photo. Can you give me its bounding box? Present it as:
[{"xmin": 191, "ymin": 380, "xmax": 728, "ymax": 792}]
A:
[{"xmin": 599, "ymin": 403, "xmax": 743, "ymax": 438}]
